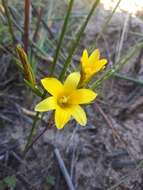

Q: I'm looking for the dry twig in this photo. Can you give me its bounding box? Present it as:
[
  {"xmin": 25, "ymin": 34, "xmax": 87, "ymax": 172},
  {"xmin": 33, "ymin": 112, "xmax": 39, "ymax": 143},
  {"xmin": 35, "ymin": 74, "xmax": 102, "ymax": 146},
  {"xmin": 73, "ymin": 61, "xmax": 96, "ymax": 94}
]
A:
[{"xmin": 54, "ymin": 148, "xmax": 75, "ymax": 190}]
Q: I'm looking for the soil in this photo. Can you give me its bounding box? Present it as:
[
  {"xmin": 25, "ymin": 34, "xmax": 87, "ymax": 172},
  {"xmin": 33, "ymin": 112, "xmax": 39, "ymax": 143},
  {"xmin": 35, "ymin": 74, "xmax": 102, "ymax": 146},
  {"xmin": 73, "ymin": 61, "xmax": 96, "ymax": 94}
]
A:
[{"xmin": 1, "ymin": 1, "xmax": 143, "ymax": 190}]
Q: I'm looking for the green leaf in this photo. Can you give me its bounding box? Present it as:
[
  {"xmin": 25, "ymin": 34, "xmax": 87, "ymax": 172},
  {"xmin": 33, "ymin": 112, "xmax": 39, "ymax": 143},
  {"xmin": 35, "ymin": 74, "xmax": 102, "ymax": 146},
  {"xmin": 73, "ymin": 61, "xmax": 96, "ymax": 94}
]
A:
[
  {"xmin": 59, "ymin": 0, "xmax": 100, "ymax": 81},
  {"xmin": 3, "ymin": 176, "xmax": 16, "ymax": 188},
  {"xmin": 95, "ymin": 0, "xmax": 122, "ymax": 45},
  {"xmin": 24, "ymin": 79, "xmax": 43, "ymax": 98},
  {"xmin": 50, "ymin": 0, "xmax": 74, "ymax": 75},
  {"xmin": 46, "ymin": 175, "xmax": 55, "ymax": 186}
]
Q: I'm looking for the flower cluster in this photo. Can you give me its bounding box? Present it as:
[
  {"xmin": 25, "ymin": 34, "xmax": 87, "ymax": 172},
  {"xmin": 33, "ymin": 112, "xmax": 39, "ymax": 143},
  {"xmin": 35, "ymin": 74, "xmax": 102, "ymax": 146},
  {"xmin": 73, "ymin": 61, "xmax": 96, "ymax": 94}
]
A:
[{"xmin": 35, "ymin": 49, "xmax": 107, "ymax": 129}]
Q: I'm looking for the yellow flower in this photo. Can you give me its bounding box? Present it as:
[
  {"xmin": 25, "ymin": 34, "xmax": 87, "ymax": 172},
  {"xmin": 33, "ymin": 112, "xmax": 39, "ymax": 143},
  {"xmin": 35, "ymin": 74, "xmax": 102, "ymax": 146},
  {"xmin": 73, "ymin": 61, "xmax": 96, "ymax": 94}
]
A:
[
  {"xmin": 80, "ymin": 49, "xmax": 107, "ymax": 86},
  {"xmin": 35, "ymin": 72, "xmax": 97, "ymax": 129}
]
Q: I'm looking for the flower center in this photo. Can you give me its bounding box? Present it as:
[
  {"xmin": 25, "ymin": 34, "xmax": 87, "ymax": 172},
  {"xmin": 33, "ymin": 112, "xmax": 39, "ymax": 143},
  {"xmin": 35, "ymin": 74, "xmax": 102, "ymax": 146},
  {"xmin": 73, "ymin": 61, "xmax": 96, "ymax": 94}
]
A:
[{"xmin": 58, "ymin": 95, "xmax": 70, "ymax": 107}]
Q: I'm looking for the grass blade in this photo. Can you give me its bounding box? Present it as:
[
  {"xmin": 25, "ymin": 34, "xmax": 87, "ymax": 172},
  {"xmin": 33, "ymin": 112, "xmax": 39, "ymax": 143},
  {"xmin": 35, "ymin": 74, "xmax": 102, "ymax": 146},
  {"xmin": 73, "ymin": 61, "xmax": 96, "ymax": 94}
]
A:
[
  {"xmin": 59, "ymin": 0, "xmax": 100, "ymax": 81},
  {"xmin": 96, "ymin": 0, "xmax": 122, "ymax": 41},
  {"xmin": 113, "ymin": 73, "xmax": 143, "ymax": 86},
  {"xmin": 24, "ymin": 0, "xmax": 31, "ymax": 53},
  {"xmin": 50, "ymin": 0, "xmax": 74, "ymax": 75},
  {"xmin": 2, "ymin": 0, "xmax": 16, "ymax": 43}
]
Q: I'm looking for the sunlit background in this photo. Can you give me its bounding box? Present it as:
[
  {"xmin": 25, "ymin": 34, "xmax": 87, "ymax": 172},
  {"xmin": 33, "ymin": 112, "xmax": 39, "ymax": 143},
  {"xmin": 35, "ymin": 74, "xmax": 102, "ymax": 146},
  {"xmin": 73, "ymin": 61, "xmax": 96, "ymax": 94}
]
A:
[{"xmin": 101, "ymin": 0, "xmax": 143, "ymax": 15}]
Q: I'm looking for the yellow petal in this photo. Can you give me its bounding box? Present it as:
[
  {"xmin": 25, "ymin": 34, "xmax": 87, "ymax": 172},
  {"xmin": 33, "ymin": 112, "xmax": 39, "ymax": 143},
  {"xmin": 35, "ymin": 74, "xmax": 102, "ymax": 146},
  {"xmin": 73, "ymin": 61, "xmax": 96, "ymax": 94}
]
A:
[
  {"xmin": 71, "ymin": 89, "xmax": 97, "ymax": 104},
  {"xmin": 41, "ymin": 78, "xmax": 63, "ymax": 96},
  {"xmin": 64, "ymin": 72, "xmax": 80, "ymax": 91},
  {"xmin": 35, "ymin": 97, "xmax": 56, "ymax": 112},
  {"xmin": 89, "ymin": 49, "xmax": 100, "ymax": 64},
  {"xmin": 97, "ymin": 59, "xmax": 107, "ymax": 72},
  {"xmin": 92, "ymin": 59, "xmax": 107, "ymax": 74},
  {"xmin": 72, "ymin": 105, "xmax": 87, "ymax": 126},
  {"xmin": 55, "ymin": 106, "xmax": 72, "ymax": 129},
  {"xmin": 81, "ymin": 49, "xmax": 89, "ymax": 67}
]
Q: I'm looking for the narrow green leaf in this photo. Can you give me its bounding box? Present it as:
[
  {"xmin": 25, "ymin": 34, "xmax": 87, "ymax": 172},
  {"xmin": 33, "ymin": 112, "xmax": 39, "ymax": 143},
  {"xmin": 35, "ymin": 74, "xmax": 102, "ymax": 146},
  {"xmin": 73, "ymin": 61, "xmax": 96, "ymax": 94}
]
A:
[
  {"xmin": 89, "ymin": 0, "xmax": 122, "ymax": 52},
  {"xmin": 50, "ymin": 0, "xmax": 74, "ymax": 75},
  {"xmin": 59, "ymin": 0, "xmax": 100, "ymax": 81},
  {"xmin": 113, "ymin": 73, "xmax": 143, "ymax": 85},
  {"xmin": 96, "ymin": 0, "xmax": 122, "ymax": 41},
  {"xmin": 24, "ymin": 79, "xmax": 43, "ymax": 98},
  {"xmin": 2, "ymin": 0, "xmax": 16, "ymax": 43}
]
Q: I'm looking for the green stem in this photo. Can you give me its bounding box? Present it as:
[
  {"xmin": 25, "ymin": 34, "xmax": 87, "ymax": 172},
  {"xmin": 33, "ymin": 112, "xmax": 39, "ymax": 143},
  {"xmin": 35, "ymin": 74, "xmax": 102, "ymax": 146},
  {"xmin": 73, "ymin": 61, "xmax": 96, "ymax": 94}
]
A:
[
  {"xmin": 59, "ymin": 0, "xmax": 100, "ymax": 81},
  {"xmin": 2, "ymin": 0, "xmax": 16, "ymax": 43},
  {"xmin": 96, "ymin": 0, "xmax": 122, "ymax": 42},
  {"xmin": 91, "ymin": 69, "xmax": 115, "ymax": 89},
  {"xmin": 113, "ymin": 73, "xmax": 143, "ymax": 85},
  {"xmin": 7, "ymin": 6, "xmax": 53, "ymax": 63},
  {"xmin": 23, "ymin": 112, "xmax": 40, "ymax": 155},
  {"xmin": 23, "ymin": 89, "xmax": 47, "ymax": 155},
  {"xmin": 23, "ymin": 113, "xmax": 53, "ymax": 155},
  {"xmin": 24, "ymin": 79, "xmax": 43, "ymax": 97},
  {"xmin": 50, "ymin": 0, "xmax": 74, "ymax": 75}
]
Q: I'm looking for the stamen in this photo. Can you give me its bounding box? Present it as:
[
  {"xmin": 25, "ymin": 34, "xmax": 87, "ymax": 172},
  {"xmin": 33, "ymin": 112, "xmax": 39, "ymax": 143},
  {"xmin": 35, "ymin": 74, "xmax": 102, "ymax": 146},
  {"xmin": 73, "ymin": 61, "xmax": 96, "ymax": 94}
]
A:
[{"xmin": 58, "ymin": 95, "xmax": 69, "ymax": 107}]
